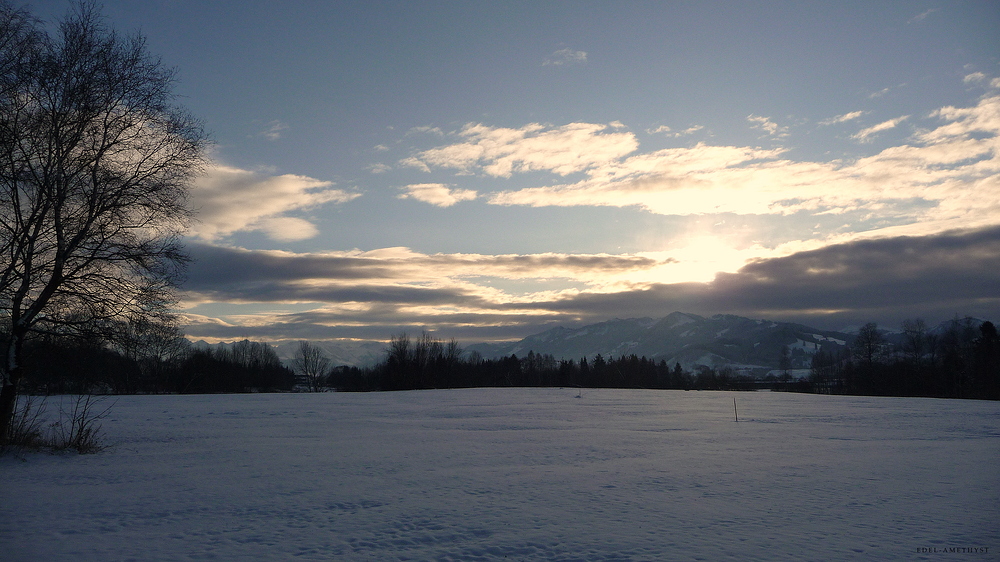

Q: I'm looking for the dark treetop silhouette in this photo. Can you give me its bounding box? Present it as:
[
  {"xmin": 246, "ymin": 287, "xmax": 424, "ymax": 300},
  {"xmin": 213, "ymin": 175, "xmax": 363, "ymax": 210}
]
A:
[{"xmin": 0, "ymin": 1, "xmax": 206, "ymax": 441}]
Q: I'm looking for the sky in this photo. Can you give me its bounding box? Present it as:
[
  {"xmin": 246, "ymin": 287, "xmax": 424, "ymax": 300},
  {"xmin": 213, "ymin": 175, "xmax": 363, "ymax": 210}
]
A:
[{"xmin": 32, "ymin": 0, "xmax": 1000, "ymax": 343}]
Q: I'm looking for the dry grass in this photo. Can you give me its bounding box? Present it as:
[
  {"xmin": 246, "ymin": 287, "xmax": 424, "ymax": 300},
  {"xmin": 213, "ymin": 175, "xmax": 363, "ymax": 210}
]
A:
[{"xmin": 1, "ymin": 394, "xmax": 114, "ymax": 456}]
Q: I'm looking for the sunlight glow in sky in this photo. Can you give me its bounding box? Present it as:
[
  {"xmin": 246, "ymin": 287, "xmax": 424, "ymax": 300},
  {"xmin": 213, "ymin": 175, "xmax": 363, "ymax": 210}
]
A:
[{"xmin": 35, "ymin": 0, "xmax": 1000, "ymax": 342}]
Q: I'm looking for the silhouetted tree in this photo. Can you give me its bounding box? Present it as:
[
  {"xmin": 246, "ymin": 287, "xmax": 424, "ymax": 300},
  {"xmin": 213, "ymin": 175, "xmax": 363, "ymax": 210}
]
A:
[
  {"xmin": 779, "ymin": 345, "xmax": 791, "ymax": 375},
  {"xmin": 109, "ymin": 317, "xmax": 189, "ymax": 393},
  {"xmin": 293, "ymin": 341, "xmax": 331, "ymax": 392},
  {"xmin": 973, "ymin": 321, "xmax": 1000, "ymax": 399},
  {"xmin": 340, "ymin": 320, "xmax": 997, "ymax": 399},
  {"xmin": 901, "ymin": 319, "xmax": 928, "ymax": 366},
  {"xmin": 853, "ymin": 323, "xmax": 885, "ymax": 368},
  {"xmin": 669, "ymin": 362, "xmax": 688, "ymax": 389},
  {"xmin": 176, "ymin": 340, "xmax": 292, "ymax": 393},
  {"xmin": 0, "ymin": 1, "xmax": 206, "ymax": 440}
]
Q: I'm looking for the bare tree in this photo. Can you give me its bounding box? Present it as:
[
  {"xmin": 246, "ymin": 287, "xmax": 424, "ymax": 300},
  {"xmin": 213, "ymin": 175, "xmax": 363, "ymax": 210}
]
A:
[
  {"xmin": 387, "ymin": 332, "xmax": 411, "ymax": 369},
  {"xmin": 0, "ymin": 2, "xmax": 206, "ymax": 440},
  {"xmin": 779, "ymin": 344, "xmax": 791, "ymax": 376},
  {"xmin": 901, "ymin": 318, "xmax": 928, "ymax": 366},
  {"xmin": 110, "ymin": 315, "xmax": 190, "ymax": 392},
  {"xmin": 852, "ymin": 322, "xmax": 885, "ymax": 368},
  {"xmin": 414, "ymin": 331, "xmax": 442, "ymax": 371},
  {"xmin": 444, "ymin": 338, "xmax": 462, "ymax": 365},
  {"xmin": 293, "ymin": 341, "xmax": 330, "ymax": 392}
]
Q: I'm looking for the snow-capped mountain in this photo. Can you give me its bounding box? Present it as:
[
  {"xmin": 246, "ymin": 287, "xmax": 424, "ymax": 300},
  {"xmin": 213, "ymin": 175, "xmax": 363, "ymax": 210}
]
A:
[
  {"xmin": 189, "ymin": 314, "xmax": 987, "ymax": 370},
  {"xmin": 466, "ymin": 311, "xmax": 853, "ymax": 370}
]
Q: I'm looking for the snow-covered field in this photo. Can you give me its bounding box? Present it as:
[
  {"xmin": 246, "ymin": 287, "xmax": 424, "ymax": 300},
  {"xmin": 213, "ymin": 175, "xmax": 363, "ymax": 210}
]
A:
[{"xmin": 2, "ymin": 389, "xmax": 998, "ymax": 561}]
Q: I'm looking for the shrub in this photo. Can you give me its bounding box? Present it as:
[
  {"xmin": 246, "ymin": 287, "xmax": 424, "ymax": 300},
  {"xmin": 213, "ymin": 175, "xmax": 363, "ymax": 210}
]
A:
[{"xmin": 1, "ymin": 395, "xmax": 113, "ymax": 456}]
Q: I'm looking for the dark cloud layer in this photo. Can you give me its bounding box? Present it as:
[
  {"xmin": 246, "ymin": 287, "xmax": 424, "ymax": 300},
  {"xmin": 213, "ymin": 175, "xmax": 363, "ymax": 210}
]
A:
[
  {"xmin": 183, "ymin": 243, "xmax": 661, "ymax": 294},
  {"xmin": 542, "ymin": 226, "xmax": 1000, "ymax": 329},
  {"xmin": 184, "ymin": 244, "xmax": 398, "ymax": 288},
  {"xmin": 181, "ymin": 227, "xmax": 1000, "ymax": 341}
]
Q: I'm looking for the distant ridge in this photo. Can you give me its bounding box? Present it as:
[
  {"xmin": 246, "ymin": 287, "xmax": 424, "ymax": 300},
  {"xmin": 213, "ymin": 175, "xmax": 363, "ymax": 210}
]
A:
[
  {"xmin": 188, "ymin": 313, "xmax": 986, "ymax": 370},
  {"xmin": 465, "ymin": 312, "xmax": 854, "ymax": 371}
]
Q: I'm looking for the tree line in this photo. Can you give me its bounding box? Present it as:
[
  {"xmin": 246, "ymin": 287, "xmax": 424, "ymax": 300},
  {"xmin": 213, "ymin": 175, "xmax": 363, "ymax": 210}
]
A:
[
  {"xmin": 328, "ymin": 332, "xmax": 797, "ymax": 393},
  {"xmin": 809, "ymin": 319, "xmax": 999, "ymax": 400},
  {"xmin": 13, "ymin": 322, "xmax": 295, "ymax": 395},
  {"xmin": 330, "ymin": 323, "xmax": 998, "ymax": 400},
  {"xmin": 5, "ymin": 318, "xmax": 997, "ymax": 400}
]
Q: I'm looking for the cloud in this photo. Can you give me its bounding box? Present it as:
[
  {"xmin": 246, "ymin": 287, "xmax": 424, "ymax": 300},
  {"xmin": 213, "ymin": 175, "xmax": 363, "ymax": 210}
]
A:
[
  {"xmin": 180, "ymin": 227, "xmax": 1000, "ymax": 341},
  {"xmin": 407, "ymin": 126, "xmax": 444, "ymax": 136},
  {"xmin": 647, "ymin": 124, "xmax": 704, "ymax": 137},
  {"xmin": 747, "ymin": 114, "xmax": 788, "ymax": 138},
  {"xmin": 179, "ymin": 244, "xmax": 668, "ymax": 340},
  {"xmin": 965, "ymin": 74, "xmax": 1000, "ymax": 91},
  {"xmin": 251, "ymin": 217, "xmax": 320, "ymax": 242},
  {"xmin": 483, "ymin": 95, "xmax": 1000, "ymax": 245},
  {"xmin": 368, "ymin": 163, "xmax": 392, "ymax": 174},
  {"xmin": 402, "ymin": 122, "xmax": 638, "ymax": 177},
  {"xmin": 489, "ymin": 142, "xmax": 791, "ymax": 215},
  {"xmin": 869, "ymin": 87, "xmax": 891, "ymax": 99},
  {"xmin": 400, "ymin": 157, "xmax": 431, "ymax": 173},
  {"xmin": 908, "ymin": 8, "xmax": 938, "ymax": 23},
  {"xmin": 398, "ymin": 183, "xmax": 478, "ymax": 207},
  {"xmin": 179, "ymin": 309, "xmax": 554, "ymax": 342},
  {"xmin": 180, "ymin": 93, "xmax": 1000, "ymax": 342},
  {"xmin": 676, "ymin": 125, "xmax": 704, "ymax": 136},
  {"xmin": 189, "ymin": 165, "xmax": 360, "ymax": 242},
  {"xmin": 184, "ymin": 243, "xmax": 666, "ymax": 294},
  {"xmin": 852, "ymin": 115, "xmax": 909, "ymax": 142},
  {"xmin": 964, "ymin": 72, "xmax": 986, "ymax": 84},
  {"xmin": 819, "ymin": 111, "xmax": 865, "ymax": 126},
  {"xmin": 542, "ymin": 226, "xmax": 1000, "ymax": 329},
  {"xmin": 257, "ymin": 120, "xmax": 288, "ymax": 141},
  {"xmin": 915, "ymin": 98, "xmax": 1000, "ymax": 144},
  {"xmin": 543, "ymin": 48, "xmax": 587, "ymax": 66}
]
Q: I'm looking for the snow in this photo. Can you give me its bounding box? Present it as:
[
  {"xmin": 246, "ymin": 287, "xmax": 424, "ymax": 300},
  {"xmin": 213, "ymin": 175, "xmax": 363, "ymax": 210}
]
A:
[
  {"xmin": 3, "ymin": 389, "xmax": 998, "ymax": 561},
  {"xmin": 810, "ymin": 334, "xmax": 848, "ymax": 346},
  {"xmin": 788, "ymin": 338, "xmax": 822, "ymax": 354},
  {"xmin": 613, "ymin": 341, "xmax": 640, "ymax": 354},
  {"xmin": 765, "ymin": 369, "xmax": 813, "ymax": 379},
  {"xmin": 693, "ymin": 353, "xmax": 726, "ymax": 366},
  {"xmin": 667, "ymin": 314, "xmax": 696, "ymax": 328}
]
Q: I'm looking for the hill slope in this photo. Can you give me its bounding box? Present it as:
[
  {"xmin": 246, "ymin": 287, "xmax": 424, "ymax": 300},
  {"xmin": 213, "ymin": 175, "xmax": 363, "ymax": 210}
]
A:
[{"xmin": 466, "ymin": 312, "xmax": 852, "ymax": 370}]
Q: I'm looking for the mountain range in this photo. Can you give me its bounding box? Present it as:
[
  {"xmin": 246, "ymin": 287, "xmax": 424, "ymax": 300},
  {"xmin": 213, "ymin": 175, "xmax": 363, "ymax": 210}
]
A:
[
  {"xmin": 191, "ymin": 312, "xmax": 986, "ymax": 372},
  {"xmin": 466, "ymin": 312, "xmax": 853, "ymax": 371}
]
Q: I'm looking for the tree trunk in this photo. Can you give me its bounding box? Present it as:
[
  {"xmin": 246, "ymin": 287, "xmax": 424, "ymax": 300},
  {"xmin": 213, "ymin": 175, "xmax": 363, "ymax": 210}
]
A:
[
  {"xmin": 0, "ymin": 380, "xmax": 17, "ymax": 442},
  {"xmin": 0, "ymin": 331, "xmax": 25, "ymax": 443}
]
